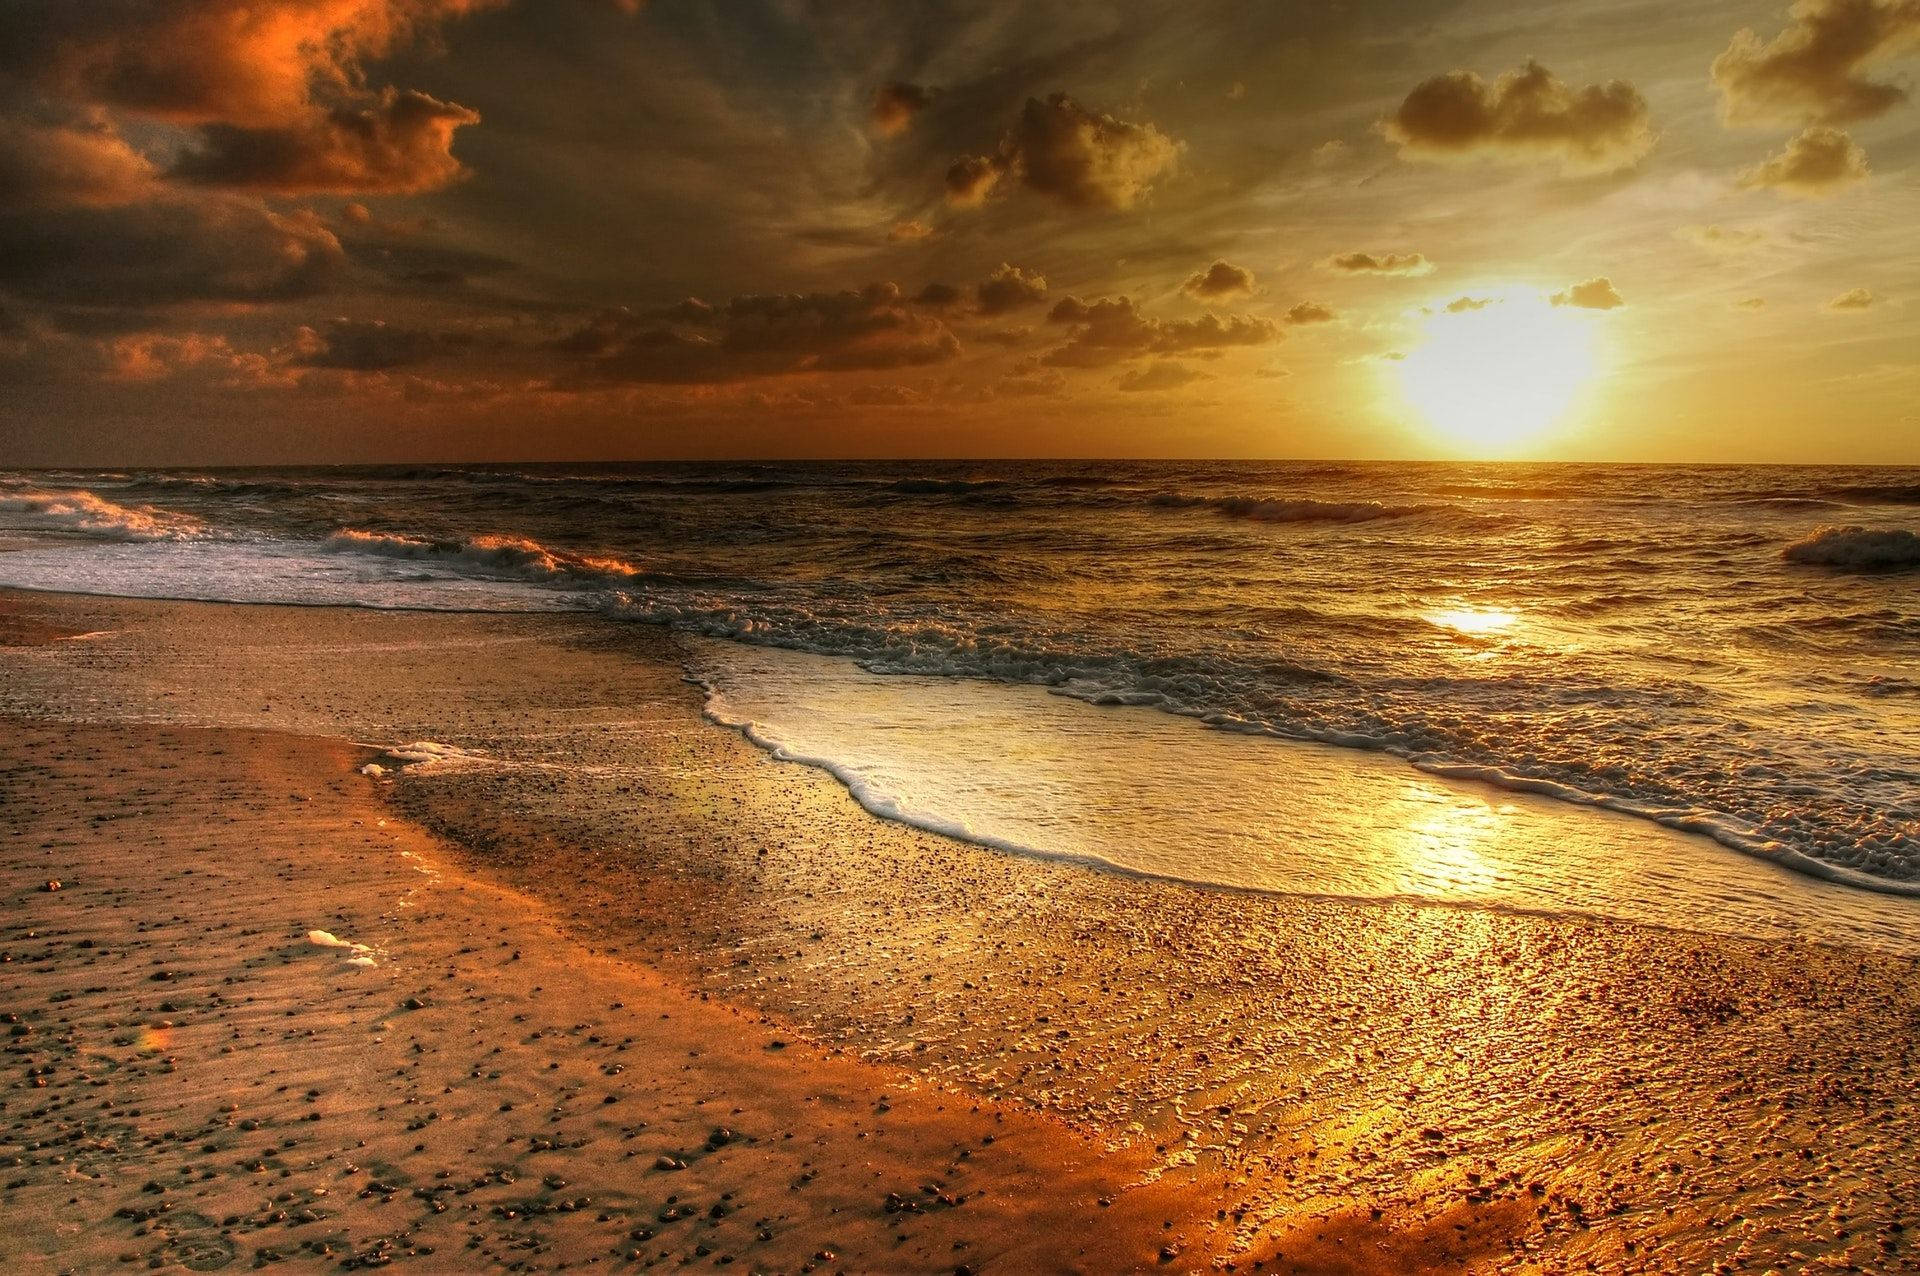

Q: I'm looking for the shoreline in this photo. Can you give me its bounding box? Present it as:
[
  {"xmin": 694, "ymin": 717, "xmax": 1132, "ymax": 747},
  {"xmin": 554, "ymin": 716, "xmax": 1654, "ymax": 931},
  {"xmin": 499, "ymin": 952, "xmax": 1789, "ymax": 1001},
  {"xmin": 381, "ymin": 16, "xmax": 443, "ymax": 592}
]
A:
[
  {"xmin": 5, "ymin": 588, "xmax": 1920, "ymax": 1273},
  {"xmin": 8, "ymin": 565, "xmax": 1916, "ymax": 911}
]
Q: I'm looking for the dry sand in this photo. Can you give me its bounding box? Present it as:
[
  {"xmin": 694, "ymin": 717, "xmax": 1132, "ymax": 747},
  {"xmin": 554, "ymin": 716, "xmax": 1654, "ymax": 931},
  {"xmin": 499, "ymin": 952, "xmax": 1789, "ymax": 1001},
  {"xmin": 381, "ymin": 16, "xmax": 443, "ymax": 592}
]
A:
[{"xmin": 3, "ymin": 589, "xmax": 1919, "ymax": 1274}]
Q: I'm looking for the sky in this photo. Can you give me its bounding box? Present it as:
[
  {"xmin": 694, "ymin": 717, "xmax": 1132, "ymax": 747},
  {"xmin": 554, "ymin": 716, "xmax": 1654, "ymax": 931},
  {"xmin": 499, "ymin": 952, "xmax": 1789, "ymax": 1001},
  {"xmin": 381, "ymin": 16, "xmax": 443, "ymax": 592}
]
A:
[{"xmin": 0, "ymin": 0, "xmax": 1916, "ymax": 466}]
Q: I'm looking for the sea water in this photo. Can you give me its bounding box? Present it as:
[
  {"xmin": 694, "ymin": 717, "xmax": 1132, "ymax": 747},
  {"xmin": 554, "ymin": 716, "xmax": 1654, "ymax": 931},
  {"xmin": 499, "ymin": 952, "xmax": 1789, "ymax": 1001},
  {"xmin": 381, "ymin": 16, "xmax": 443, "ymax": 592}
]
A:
[{"xmin": 2, "ymin": 460, "xmax": 1916, "ymax": 946}]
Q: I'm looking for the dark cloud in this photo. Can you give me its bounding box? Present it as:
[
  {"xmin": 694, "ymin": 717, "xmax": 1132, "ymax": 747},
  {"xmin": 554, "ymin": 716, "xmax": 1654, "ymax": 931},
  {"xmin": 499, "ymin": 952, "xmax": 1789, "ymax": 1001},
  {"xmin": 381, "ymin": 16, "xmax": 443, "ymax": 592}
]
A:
[
  {"xmin": 0, "ymin": 196, "xmax": 344, "ymax": 305},
  {"xmin": 976, "ymin": 263, "xmax": 1048, "ymax": 314},
  {"xmin": 1445, "ymin": 295, "xmax": 1495, "ymax": 312},
  {"xmin": 913, "ymin": 282, "xmax": 965, "ymax": 308},
  {"xmin": 1182, "ymin": 260, "xmax": 1255, "ymax": 300},
  {"xmin": 1284, "ymin": 301, "xmax": 1336, "ymax": 325},
  {"xmin": 1042, "ymin": 294, "xmax": 1278, "ymax": 367},
  {"xmin": 1116, "ymin": 361, "xmax": 1207, "ymax": 392},
  {"xmin": 295, "ymin": 317, "xmax": 462, "ymax": 370},
  {"xmin": 559, "ymin": 283, "xmax": 962, "ymax": 383},
  {"xmin": 172, "ymin": 90, "xmax": 481, "ymax": 194},
  {"xmin": 1382, "ymin": 60, "xmax": 1655, "ymax": 174},
  {"xmin": 947, "ymin": 93, "xmax": 1179, "ymax": 211},
  {"xmin": 1826, "ymin": 286, "xmax": 1875, "ymax": 310},
  {"xmin": 346, "ymin": 237, "xmax": 517, "ymax": 290},
  {"xmin": 944, "ymin": 154, "xmax": 1005, "ymax": 207},
  {"xmin": 1736, "ymin": 125, "xmax": 1870, "ymax": 196},
  {"xmin": 1323, "ymin": 251, "xmax": 1433, "ymax": 276},
  {"xmin": 0, "ymin": 113, "xmax": 154, "ymax": 211},
  {"xmin": 1713, "ymin": 0, "xmax": 1920, "ymax": 125},
  {"xmin": 872, "ymin": 82, "xmax": 933, "ymax": 137},
  {"xmin": 1550, "ymin": 277, "xmax": 1625, "ymax": 310}
]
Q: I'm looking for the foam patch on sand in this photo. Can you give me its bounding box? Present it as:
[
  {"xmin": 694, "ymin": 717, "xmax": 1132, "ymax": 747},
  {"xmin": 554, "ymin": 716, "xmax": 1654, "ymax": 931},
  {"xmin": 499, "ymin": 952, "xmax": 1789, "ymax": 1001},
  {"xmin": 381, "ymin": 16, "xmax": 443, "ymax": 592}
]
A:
[
  {"xmin": 307, "ymin": 928, "xmax": 377, "ymax": 967},
  {"xmin": 364, "ymin": 741, "xmax": 493, "ymax": 775}
]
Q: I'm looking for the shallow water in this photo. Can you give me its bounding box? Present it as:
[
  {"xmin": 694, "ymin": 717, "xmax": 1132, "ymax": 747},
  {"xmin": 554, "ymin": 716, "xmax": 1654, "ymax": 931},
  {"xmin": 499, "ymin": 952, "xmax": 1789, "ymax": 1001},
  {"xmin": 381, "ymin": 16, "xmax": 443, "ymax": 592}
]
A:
[
  {"xmin": 2, "ymin": 459, "xmax": 1917, "ymax": 917},
  {"xmin": 693, "ymin": 638, "xmax": 1920, "ymax": 951}
]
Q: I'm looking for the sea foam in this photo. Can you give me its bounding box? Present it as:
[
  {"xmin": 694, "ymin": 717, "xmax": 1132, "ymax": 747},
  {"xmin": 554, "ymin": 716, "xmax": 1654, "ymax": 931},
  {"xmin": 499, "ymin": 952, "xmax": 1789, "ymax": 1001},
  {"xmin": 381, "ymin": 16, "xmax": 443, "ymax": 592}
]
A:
[
  {"xmin": 324, "ymin": 529, "xmax": 649, "ymax": 586},
  {"xmin": 1783, "ymin": 525, "xmax": 1920, "ymax": 570},
  {"xmin": 0, "ymin": 486, "xmax": 202, "ymax": 541}
]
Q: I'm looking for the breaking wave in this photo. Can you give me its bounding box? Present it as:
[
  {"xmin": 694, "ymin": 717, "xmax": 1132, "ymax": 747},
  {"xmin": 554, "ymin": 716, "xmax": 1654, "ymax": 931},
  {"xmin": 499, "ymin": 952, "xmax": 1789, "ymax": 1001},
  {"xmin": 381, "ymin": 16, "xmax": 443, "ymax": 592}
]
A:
[
  {"xmin": 324, "ymin": 529, "xmax": 651, "ymax": 586},
  {"xmin": 0, "ymin": 486, "xmax": 203, "ymax": 541},
  {"xmin": 1783, "ymin": 525, "xmax": 1920, "ymax": 571}
]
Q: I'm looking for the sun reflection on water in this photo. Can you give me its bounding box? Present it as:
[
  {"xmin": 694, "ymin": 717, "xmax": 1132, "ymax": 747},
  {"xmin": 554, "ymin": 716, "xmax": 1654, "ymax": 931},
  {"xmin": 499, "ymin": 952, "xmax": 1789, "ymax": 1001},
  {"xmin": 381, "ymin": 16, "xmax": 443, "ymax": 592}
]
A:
[
  {"xmin": 1427, "ymin": 606, "xmax": 1520, "ymax": 636},
  {"xmin": 1390, "ymin": 783, "xmax": 1508, "ymax": 896}
]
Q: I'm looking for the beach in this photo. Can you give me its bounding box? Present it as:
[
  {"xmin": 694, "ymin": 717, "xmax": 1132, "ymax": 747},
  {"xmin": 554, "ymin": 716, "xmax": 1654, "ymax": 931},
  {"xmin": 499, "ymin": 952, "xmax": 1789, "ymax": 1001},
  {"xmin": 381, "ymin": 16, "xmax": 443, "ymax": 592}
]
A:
[
  {"xmin": 6, "ymin": 0, "xmax": 1920, "ymax": 1265},
  {"xmin": 4, "ymin": 587, "xmax": 1918, "ymax": 1274}
]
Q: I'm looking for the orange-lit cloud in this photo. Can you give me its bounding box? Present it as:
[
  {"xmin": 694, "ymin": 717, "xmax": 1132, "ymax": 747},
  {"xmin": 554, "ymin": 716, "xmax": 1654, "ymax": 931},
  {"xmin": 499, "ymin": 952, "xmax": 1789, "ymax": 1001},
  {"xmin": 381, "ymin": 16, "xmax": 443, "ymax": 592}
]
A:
[
  {"xmin": 1550, "ymin": 277, "xmax": 1625, "ymax": 309},
  {"xmin": 2, "ymin": 0, "xmax": 502, "ymax": 127},
  {"xmin": 947, "ymin": 94, "xmax": 1179, "ymax": 211},
  {"xmin": 1323, "ymin": 251, "xmax": 1433, "ymax": 276},
  {"xmin": 1736, "ymin": 125, "xmax": 1870, "ymax": 196},
  {"xmin": 1183, "ymin": 260, "xmax": 1255, "ymax": 300},
  {"xmin": 0, "ymin": 114, "xmax": 155, "ymax": 210},
  {"xmin": 1382, "ymin": 60, "xmax": 1655, "ymax": 174},
  {"xmin": 1116, "ymin": 361, "xmax": 1208, "ymax": 391},
  {"xmin": 976, "ymin": 263, "xmax": 1048, "ymax": 314},
  {"xmin": 1041, "ymin": 295, "xmax": 1278, "ymax": 367},
  {"xmin": 173, "ymin": 89, "xmax": 481, "ymax": 194},
  {"xmin": 1713, "ymin": 0, "xmax": 1920, "ymax": 125},
  {"xmin": 1826, "ymin": 287, "xmax": 1874, "ymax": 310},
  {"xmin": 872, "ymin": 82, "xmax": 933, "ymax": 137}
]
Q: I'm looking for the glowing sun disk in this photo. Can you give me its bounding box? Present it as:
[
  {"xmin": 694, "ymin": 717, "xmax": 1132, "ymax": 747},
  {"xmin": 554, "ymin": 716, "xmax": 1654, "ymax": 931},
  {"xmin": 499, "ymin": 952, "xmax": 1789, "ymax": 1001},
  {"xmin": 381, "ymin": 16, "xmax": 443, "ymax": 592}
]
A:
[{"xmin": 1398, "ymin": 294, "xmax": 1598, "ymax": 453}]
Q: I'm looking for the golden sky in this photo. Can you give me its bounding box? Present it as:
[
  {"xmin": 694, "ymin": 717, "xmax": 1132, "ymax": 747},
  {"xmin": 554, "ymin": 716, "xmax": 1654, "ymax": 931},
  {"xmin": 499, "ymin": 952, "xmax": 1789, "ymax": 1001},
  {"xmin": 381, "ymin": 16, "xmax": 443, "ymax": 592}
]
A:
[{"xmin": 1, "ymin": 0, "xmax": 1916, "ymax": 464}]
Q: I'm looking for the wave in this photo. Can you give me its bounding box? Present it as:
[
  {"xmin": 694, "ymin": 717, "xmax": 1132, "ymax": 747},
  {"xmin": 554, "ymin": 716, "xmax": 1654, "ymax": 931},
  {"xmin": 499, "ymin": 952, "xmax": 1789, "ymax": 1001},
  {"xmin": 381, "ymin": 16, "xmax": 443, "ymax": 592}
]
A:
[
  {"xmin": 1782, "ymin": 525, "xmax": 1920, "ymax": 571},
  {"xmin": 1829, "ymin": 483, "xmax": 1920, "ymax": 506},
  {"xmin": 324, "ymin": 529, "xmax": 651, "ymax": 587},
  {"xmin": 1151, "ymin": 492, "xmax": 1440, "ymax": 524},
  {"xmin": 0, "ymin": 486, "xmax": 203, "ymax": 541}
]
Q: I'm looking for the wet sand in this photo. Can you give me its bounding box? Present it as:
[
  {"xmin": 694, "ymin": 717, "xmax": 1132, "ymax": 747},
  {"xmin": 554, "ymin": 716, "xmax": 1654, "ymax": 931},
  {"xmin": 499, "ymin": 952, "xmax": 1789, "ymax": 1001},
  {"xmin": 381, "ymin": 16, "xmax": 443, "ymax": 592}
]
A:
[{"xmin": 4, "ymin": 589, "xmax": 1920, "ymax": 1274}]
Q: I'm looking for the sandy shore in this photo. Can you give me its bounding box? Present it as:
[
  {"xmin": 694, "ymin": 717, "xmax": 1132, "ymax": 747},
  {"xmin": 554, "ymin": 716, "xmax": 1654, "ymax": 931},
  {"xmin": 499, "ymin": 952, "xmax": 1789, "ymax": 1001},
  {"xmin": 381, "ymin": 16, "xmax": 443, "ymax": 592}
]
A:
[
  {"xmin": 0, "ymin": 717, "xmax": 1257, "ymax": 1273},
  {"xmin": 4, "ymin": 588, "xmax": 1920, "ymax": 1274}
]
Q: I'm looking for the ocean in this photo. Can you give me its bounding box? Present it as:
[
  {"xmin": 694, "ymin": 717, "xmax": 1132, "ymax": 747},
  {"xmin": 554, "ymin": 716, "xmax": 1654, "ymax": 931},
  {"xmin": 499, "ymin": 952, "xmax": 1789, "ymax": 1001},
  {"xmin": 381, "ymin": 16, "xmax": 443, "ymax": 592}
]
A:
[{"xmin": 3, "ymin": 460, "xmax": 1918, "ymax": 948}]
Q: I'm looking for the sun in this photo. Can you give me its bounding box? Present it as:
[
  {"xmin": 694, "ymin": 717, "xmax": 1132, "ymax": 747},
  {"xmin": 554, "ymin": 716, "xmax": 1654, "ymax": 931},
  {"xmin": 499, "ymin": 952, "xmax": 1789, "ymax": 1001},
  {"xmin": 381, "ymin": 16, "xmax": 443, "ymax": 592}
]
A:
[{"xmin": 1395, "ymin": 291, "xmax": 1599, "ymax": 453}]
